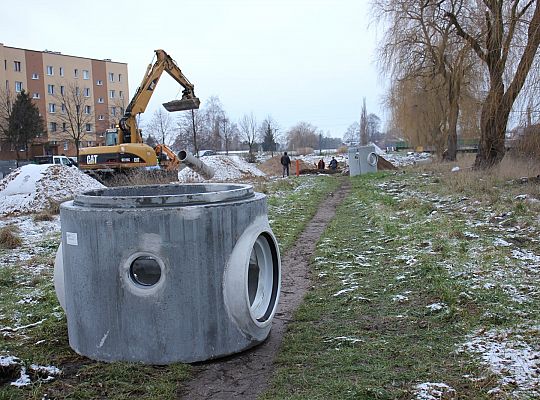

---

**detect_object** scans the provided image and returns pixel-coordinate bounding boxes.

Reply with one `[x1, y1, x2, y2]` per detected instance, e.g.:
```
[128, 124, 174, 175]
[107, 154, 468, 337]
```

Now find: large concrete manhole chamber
[54, 183, 281, 364]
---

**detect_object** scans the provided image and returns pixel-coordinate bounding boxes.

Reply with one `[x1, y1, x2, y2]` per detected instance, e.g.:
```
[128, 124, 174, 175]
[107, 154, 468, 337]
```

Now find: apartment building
[0, 43, 129, 159]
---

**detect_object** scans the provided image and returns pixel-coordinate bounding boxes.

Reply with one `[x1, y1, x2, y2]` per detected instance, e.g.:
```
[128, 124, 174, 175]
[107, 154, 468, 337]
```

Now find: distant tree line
[142, 95, 346, 160]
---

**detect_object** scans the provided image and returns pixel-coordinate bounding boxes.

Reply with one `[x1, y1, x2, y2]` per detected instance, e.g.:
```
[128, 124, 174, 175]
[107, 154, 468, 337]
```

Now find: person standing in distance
[280, 151, 291, 177]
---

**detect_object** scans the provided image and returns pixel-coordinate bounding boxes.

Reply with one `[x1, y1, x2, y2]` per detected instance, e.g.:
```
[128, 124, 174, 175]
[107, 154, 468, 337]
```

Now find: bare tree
[144, 108, 176, 147]
[286, 121, 319, 150]
[344, 122, 360, 145]
[445, 1, 540, 167]
[220, 115, 240, 155]
[238, 112, 259, 161]
[360, 98, 368, 145]
[367, 113, 382, 143]
[204, 96, 225, 151]
[374, 0, 478, 160]
[53, 82, 94, 159]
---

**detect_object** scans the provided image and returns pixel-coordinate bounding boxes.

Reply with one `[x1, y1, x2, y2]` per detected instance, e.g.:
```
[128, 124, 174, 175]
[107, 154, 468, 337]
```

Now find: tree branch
[445, 11, 487, 63]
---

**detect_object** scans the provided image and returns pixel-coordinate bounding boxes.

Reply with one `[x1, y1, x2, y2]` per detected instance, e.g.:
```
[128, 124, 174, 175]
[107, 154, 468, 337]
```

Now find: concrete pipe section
[54, 183, 281, 364]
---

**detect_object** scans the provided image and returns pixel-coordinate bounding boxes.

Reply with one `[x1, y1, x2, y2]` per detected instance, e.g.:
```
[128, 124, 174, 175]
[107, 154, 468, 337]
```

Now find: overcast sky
[2, 0, 386, 138]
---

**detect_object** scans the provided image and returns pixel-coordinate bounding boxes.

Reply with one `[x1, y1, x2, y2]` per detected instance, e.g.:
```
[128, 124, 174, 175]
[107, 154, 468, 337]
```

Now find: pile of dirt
[0, 164, 104, 216]
[177, 155, 266, 182]
[258, 156, 314, 176]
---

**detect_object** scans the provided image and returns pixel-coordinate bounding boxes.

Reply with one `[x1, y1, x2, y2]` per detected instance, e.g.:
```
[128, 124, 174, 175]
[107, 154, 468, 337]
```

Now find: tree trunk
[474, 92, 509, 168]
[444, 78, 460, 161]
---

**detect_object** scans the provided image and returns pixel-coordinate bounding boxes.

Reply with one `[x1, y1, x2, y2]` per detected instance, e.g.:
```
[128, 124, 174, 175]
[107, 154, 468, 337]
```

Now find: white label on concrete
[66, 232, 78, 246]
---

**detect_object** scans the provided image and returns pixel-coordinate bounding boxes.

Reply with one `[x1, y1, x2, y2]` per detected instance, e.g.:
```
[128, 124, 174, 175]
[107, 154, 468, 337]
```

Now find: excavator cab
[105, 129, 119, 146]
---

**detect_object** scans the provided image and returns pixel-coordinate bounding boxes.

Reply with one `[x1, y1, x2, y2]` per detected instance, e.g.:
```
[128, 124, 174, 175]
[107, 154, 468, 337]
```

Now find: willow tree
[374, 0, 477, 160]
[446, 1, 540, 168]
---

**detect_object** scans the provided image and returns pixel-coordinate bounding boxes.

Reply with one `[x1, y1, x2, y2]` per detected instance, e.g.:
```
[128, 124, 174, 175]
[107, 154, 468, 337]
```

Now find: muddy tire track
[179, 178, 351, 400]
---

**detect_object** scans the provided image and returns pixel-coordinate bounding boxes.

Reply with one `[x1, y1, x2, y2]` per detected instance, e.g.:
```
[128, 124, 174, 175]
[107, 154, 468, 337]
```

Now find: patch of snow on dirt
[414, 382, 456, 399]
[0, 164, 104, 216]
[177, 155, 266, 182]
[459, 327, 540, 398]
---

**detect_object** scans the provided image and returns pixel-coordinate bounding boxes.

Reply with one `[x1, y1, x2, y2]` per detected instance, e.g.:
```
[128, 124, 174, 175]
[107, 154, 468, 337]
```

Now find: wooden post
[296, 160, 300, 176]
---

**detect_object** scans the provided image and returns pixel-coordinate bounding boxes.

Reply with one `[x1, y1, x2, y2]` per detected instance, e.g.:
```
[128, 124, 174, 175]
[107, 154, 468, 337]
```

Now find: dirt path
[179, 178, 351, 400]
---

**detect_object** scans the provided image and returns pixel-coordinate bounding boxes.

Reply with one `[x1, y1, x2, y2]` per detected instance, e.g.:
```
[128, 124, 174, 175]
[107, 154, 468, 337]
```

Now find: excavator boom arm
[120, 49, 200, 144]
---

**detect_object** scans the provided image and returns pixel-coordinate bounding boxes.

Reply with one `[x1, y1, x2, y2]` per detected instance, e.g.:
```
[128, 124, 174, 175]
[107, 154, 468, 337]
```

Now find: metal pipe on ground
[179, 150, 215, 180]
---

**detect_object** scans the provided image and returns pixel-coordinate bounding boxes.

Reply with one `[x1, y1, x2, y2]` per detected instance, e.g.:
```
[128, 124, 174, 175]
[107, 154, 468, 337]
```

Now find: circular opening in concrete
[130, 256, 162, 286]
[248, 233, 279, 323]
[74, 183, 254, 208]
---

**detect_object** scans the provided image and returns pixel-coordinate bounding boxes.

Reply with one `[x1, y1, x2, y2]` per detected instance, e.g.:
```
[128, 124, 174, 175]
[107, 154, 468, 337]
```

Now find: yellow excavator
[78, 49, 200, 172]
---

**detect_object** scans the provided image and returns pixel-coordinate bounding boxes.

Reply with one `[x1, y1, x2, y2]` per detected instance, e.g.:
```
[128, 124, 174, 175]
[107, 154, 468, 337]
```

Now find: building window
[74, 68, 78, 78]
[83, 70, 89, 80]
[49, 122, 57, 132]
[85, 105, 91, 114]
[96, 79, 103, 86]
[31, 73, 39, 80]
[59, 67, 64, 77]
[85, 123, 92, 132]
[3, 60, 6, 70]
[97, 97, 104, 103]
[32, 93, 40, 99]
[119, 91, 123, 99]
[60, 86, 65, 95]
[63, 141, 69, 151]
[62, 122, 67, 131]
[98, 114, 104, 120]
[109, 90, 115, 99]
[118, 73, 122, 82]
[111, 106, 116, 116]
[83, 87, 90, 97]
[87, 141, 93, 147]
[61, 103, 66, 113]
[47, 84, 54, 95]
[48, 103, 56, 113]
[15, 81, 23, 92]
[120, 107, 124, 115]
[14, 61, 21, 72]
[46, 66, 54, 75]
[109, 72, 114, 82]
[75, 87, 80, 96]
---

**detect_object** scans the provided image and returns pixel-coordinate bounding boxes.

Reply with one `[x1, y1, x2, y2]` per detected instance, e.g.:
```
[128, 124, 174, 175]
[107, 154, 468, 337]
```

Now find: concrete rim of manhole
[72, 183, 255, 208]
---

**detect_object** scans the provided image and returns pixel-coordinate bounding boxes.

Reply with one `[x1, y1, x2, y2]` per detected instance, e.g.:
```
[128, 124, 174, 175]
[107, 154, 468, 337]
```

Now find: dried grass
[420, 153, 540, 200]
[514, 126, 540, 160]
[105, 169, 179, 187]
[0, 225, 22, 249]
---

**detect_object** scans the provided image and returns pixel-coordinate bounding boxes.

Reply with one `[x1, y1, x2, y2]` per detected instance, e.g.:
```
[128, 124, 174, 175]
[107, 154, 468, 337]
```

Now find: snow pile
[414, 382, 456, 399]
[177, 155, 266, 182]
[0, 164, 105, 216]
[383, 152, 432, 167]
[459, 327, 540, 397]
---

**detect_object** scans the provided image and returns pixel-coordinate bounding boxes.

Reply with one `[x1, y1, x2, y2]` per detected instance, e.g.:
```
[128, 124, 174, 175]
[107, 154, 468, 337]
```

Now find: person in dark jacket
[329, 157, 338, 170]
[317, 159, 325, 170]
[280, 152, 291, 177]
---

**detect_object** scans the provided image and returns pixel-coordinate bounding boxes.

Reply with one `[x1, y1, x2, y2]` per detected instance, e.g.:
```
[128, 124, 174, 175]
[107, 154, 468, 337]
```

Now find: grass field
[262, 162, 540, 399]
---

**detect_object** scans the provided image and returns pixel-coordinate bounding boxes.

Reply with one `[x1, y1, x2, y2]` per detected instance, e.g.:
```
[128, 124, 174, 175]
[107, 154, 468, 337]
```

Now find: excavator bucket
[163, 97, 201, 112]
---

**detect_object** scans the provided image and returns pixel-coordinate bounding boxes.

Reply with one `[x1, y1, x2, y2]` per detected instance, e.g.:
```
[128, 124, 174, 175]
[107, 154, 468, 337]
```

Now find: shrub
[0, 225, 22, 249]
[513, 125, 540, 160]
